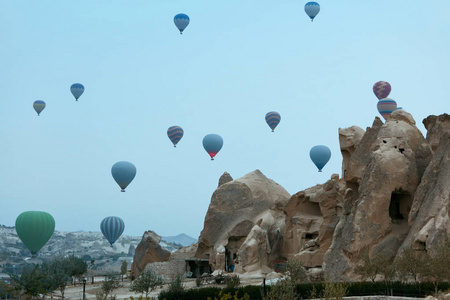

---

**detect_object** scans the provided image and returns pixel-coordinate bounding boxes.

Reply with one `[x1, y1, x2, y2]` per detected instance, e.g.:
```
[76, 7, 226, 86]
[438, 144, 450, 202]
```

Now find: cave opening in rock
[389, 192, 412, 223]
[299, 200, 322, 217]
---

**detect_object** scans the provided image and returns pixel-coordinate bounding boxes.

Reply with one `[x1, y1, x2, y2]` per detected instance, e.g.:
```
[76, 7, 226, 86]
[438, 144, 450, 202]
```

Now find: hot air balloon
[111, 161, 137, 192]
[70, 83, 85, 101]
[310, 145, 331, 172]
[33, 100, 46, 116]
[305, 2, 320, 21]
[265, 111, 281, 132]
[373, 81, 391, 100]
[377, 98, 397, 120]
[15, 211, 55, 256]
[174, 13, 190, 34]
[167, 126, 184, 147]
[100, 216, 125, 246]
[203, 134, 223, 160]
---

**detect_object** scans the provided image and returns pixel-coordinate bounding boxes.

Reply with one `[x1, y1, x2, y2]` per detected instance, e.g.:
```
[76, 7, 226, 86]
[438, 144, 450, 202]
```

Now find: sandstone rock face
[324, 110, 434, 280]
[196, 170, 290, 274]
[282, 175, 346, 268]
[131, 231, 171, 278]
[400, 116, 450, 254]
[218, 172, 233, 187]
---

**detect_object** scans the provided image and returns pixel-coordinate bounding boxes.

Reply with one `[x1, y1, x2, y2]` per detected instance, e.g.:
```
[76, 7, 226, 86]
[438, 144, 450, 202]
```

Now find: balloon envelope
[33, 100, 46, 116]
[15, 211, 55, 255]
[167, 126, 184, 147]
[305, 2, 320, 21]
[265, 111, 281, 132]
[70, 83, 85, 101]
[174, 14, 190, 34]
[373, 81, 391, 100]
[111, 161, 137, 192]
[377, 98, 397, 120]
[203, 134, 223, 160]
[100, 216, 125, 246]
[310, 145, 331, 172]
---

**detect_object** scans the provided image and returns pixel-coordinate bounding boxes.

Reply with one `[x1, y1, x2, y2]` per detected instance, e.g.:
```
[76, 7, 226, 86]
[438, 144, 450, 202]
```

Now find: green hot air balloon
[15, 211, 55, 256]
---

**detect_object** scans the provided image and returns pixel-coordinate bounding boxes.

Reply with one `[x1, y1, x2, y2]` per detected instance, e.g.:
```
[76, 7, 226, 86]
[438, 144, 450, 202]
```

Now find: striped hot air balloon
[203, 134, 223, 160]
[377, 98, 397, 120]
[100, 216, 125, 246]
[33, 100, 46, 116]
[70, 83, 85, 101]
[373, 81, 391, 100]
[167, 126, 184, 147]
[305, 2, 320, 21]
[174, 14, 190, 34]
[265, 111, 281, 132]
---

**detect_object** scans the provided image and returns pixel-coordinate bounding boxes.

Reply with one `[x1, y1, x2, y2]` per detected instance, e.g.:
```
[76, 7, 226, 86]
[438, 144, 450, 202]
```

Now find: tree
[353, 251, 379, 282]
[421, 240, 450, 294]
[395, 248, 426, 283]
[129, 268, 163, 297]
[97, 275, 122, 300]
[263, 259, 308, 300]
[64, 255, 88, 278]
[42, 257, 72, 298]
[120, 261, 128, 276]
[9, 264, 45, 299]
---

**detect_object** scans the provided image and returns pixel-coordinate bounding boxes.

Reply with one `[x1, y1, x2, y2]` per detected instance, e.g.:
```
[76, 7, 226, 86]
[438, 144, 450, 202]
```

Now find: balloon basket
[121, 189, 125, 192]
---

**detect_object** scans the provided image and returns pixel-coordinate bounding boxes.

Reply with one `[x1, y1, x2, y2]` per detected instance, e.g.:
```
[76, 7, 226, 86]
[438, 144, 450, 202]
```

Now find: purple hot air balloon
[373, 81, 391, 100]
[377, 98, 397, 120]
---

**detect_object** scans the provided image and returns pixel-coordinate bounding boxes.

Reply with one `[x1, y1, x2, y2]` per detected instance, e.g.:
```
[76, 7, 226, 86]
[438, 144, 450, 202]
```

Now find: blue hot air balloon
[100, 216, 125, 246]
[70, 83, 85, 101]
[203, 134, 223, 160]
[305, 2, 320, 21]
[33, 100, 46, 116]
[265, 111, 281, 132]
[167, 126, 184, 147]
[111, 161, 137, 192]
[310, 145, 331, 172]
[174, 13, 190, 34]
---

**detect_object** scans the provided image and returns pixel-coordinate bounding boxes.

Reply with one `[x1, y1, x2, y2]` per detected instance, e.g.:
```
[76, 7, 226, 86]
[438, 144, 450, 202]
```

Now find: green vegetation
[262, 259, 308, 300]
[121, 261, 128, 276]
[129, 268, 163, 297]
[7, 255, 87, 299]
[96, 275, 122, 300]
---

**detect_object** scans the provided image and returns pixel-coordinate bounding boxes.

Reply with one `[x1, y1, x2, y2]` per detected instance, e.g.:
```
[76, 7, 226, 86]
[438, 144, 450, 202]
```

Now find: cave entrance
[389, 192, 412, 223]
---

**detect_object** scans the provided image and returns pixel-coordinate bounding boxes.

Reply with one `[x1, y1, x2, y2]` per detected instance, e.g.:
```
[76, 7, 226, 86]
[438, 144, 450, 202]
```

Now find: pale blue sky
[1, 0, 449, 238]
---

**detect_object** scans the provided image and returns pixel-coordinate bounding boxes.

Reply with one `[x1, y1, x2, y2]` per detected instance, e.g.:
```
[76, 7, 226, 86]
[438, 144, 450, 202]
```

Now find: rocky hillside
[0, 226, 187, 262]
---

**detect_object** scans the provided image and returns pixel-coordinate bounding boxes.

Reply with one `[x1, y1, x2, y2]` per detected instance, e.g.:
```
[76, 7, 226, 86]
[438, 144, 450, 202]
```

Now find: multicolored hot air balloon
[203, 134, 223, 160]
[310, 145, 331, 172]
[167, 126, 184, 147]
[15, 211, 55, 256]
[377, 98, 397, 120]
[305, 2, 320, 21]
[70, 83, 85, 101]
[174, 14, 190, 34]
[265, 111, 281, 132]
[111, 161, 137, 192]
[100, 216, 125, 246]
[373, 81, 391, 100]
[33, 100, 46, 116]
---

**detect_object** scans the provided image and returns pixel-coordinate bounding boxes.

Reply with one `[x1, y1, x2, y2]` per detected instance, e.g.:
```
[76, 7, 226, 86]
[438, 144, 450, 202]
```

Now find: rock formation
[323, 111, 447, 280]
[195, 170, 290, 274]
[131, 231, 170, 278]
[133, 112, 448, 282]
